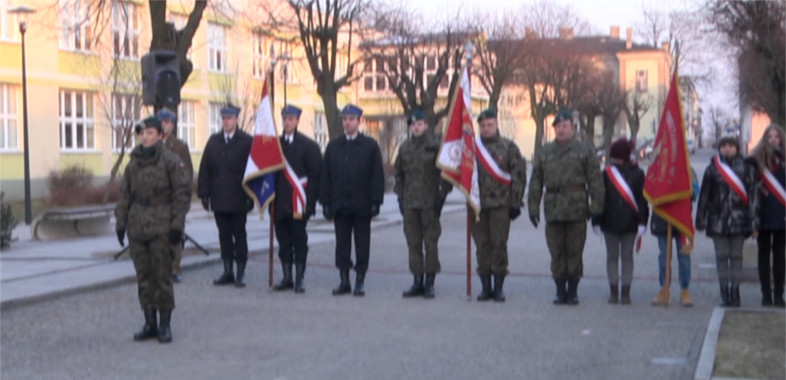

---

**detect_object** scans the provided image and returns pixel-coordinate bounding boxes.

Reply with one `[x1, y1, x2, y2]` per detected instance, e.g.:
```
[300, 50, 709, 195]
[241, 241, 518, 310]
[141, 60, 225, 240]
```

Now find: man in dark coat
[198, 105, 254, 288]
[319, 104, 385, 297]
[272, 105, 322, 293]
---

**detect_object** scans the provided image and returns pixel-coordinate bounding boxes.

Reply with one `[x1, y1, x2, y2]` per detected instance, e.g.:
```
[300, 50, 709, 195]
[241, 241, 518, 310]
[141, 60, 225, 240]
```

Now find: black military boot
[234, 260, 246, 288]
[477, 275, 493, 301]
[294, 263, 306, 293]
[620, 285, 632, 305]
[566, 277, 580, 305]
[493, 274, 506, 302]
[423, 273, 436, 299]
[553, 278, 567, 305]
[353, 272, 366, 297]
[402, 274, 425, 298]
[719, 286, 731, 307]
[332, 269, 352, 296]
[213, 259, 235, 286]
[133, 308, 158, 341]
[608, 284, 619, 304]
[274, 263, 294, 291]
[730, 286, 741, 307]
[157, 309, 172, 343]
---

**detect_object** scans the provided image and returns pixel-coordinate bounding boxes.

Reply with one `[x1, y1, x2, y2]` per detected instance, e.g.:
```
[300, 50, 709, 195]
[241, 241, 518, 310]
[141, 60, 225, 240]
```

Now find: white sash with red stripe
[606, 165, 639, 213]
[714, 156, 749, 204]
[475, 137, 512, 186]
[283, 160, 308, 219]
[761, 168, 786, 207]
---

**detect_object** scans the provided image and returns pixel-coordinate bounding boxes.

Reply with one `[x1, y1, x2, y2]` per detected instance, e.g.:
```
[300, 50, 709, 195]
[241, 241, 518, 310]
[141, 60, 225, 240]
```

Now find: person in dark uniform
[319, 104, 385, 297]
[157, 108, 193, 283]
[272, 105, 322, 293]
[115, 116, 191, 343]
[198, 105, 254, 288]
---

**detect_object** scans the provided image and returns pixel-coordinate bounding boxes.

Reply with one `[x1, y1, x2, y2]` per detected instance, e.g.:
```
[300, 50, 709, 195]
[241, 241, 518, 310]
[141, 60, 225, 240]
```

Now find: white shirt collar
[346, 132, 358, 141]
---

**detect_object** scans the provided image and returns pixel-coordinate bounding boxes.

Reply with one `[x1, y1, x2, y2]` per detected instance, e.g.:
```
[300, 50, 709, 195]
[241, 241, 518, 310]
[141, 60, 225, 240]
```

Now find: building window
[209, 102, 222, 135]
[363, 57, 387, 92]
[314, 111, 327, 152]
[251, 32, 267, 78]
[0, 84, 18, 150]
[208, 23, 227, 72]
[636, 70, 648, 92]
[178, 100, 196, 150]
[0, 0, 18, 42]
[59, 90, 95, 151]
[276, 41, 296, 83]
[111, 93, 139, 151]
[59, 0, 92, 52]
[170, 14, 193, 61]
[112, 2, 139, 58]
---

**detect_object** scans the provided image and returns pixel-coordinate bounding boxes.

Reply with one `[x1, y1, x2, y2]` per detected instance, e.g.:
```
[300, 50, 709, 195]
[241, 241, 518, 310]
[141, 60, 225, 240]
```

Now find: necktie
[225, 135, 230, 144]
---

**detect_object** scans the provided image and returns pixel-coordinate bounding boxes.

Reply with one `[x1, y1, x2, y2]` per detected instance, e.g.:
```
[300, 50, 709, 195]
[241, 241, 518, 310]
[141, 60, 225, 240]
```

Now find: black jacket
[750, 155, 785, 231]
[274, 132, 323, 220]
[696, 154, 759, 237]
[594, 163, 648, 234]
[197, 129, 253, 213]
[319, 133, 385, 217]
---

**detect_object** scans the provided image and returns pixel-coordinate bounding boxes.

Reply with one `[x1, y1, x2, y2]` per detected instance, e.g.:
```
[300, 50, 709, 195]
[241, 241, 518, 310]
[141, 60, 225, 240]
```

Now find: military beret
[156, 108, 177, 121]
[476, 108, 498, 123]
[407, 109, 426, 125]
[552, 109, 573, 126]
[281, 105, 302, 118]
[141, 116, 163, 134]
[341, 104, 363, 118]
[221, 105, 241, 117]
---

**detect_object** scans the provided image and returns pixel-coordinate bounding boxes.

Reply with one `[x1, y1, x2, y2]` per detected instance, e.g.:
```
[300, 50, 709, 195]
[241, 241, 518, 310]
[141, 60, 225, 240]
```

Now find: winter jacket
[749, 153, 785, 231]
[696, 154, 759, 237]
[594, 163, 648, 235]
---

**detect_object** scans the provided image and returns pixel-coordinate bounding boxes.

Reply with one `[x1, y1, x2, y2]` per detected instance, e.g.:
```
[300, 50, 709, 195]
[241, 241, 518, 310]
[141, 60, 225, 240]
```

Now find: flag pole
[465, 41, 474, 301]
[268, 49, 277, 290]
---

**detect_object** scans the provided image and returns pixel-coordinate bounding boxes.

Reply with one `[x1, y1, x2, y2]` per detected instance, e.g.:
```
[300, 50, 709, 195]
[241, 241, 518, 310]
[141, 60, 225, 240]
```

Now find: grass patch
[714, 309, 786, 379]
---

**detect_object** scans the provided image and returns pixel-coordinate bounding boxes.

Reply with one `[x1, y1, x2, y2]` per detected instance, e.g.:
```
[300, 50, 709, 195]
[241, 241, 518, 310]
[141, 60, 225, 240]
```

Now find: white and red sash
[605, 165, 639, 213]
[283, 161, 308, 219]
[761, 168, 786, 207]
[714, 156, 749, 204]
[475, 137, 512, 186]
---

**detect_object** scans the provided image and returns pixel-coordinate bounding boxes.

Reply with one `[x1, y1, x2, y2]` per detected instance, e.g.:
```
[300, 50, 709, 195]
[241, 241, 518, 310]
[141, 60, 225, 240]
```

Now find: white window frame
[208, 23, 227, 73]
[178, 100, 196, 151]
[209, 102, 222, 135]
[0, 0, 18, 42]
[112, 1, 139, 59]
[251, 32, 267, 79]
[636, 70, 649, 93]
[362, 57, 387, 93]
[59, 90, 95, 151]
[59, 0, 92, 52]
[110, 93, 139, 152]
[0, 83, 18, 150]
[314, 111, 327, 152]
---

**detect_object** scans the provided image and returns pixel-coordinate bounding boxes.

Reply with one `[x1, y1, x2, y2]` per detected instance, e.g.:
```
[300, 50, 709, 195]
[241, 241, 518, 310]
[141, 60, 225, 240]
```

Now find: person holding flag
[696, 134, 759, 307]
[271, 105, 322, 293]
[592, 137, 648, 305]
[747, 124, 785, 307]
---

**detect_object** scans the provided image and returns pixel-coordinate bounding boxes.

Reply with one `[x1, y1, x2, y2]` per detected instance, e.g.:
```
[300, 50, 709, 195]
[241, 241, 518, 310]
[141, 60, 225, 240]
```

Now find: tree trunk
[628, 117, 640, 142]
[533, 115, 546, 158]
[488, 87, 502, 110]
[585, 116, 596, 148]
[320, 88, 342, 139]
[602, 118, 615, 161]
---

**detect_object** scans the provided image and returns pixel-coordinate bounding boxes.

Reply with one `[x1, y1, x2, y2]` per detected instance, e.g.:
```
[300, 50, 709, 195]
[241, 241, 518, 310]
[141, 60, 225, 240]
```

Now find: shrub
[0, 192, 18, 249]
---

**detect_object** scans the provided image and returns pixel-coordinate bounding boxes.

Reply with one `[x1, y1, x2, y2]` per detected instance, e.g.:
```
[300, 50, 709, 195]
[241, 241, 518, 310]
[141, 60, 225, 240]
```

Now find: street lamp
[281, 51, 291, 106]
[9, 5, 36, 226]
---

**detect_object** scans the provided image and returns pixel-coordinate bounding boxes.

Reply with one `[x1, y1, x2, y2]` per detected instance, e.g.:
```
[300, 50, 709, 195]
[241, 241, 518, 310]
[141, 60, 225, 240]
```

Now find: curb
[695, 306, 724, 380]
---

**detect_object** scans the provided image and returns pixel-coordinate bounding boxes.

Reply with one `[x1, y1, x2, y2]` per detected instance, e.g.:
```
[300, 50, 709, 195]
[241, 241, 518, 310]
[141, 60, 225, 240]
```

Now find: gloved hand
[371, 204, 380, 217]
[636, 225, 646, 238]
[116, 229, 125, 247]
[245, 197, 255, 213]
[168, 229, 183, 245]
[398, 198, 405, 216]
[433, 196, 445, 217]
[509, 207, 521, 220]
[201, 198, 210, 212]
[529, 215, 539, 228]
[322, 204, 333, 220]
[593, 226, 602, 237]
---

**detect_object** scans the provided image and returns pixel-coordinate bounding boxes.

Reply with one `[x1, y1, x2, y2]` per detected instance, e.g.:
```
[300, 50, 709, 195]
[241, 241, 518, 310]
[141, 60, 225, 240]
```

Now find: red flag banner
[643, 71, 695, 253]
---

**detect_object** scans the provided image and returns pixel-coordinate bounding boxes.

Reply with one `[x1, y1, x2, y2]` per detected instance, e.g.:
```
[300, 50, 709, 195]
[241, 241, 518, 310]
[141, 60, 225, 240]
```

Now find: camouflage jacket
[476, 134, 527, 209]
[394, 133, 452, 209]
[528, 138, 604, 222]
[164, 134, 193, 181]
[696, 154, 759, 236]
[115, 142, 192, 240]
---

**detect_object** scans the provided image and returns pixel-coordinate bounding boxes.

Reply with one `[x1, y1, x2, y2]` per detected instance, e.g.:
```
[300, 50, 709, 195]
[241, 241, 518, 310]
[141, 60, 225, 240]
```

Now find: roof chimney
[559, 27, 574, 40]
[610, 25, 620, 39]
[661, 41, 670, 52]
[625, 27, 633, 49]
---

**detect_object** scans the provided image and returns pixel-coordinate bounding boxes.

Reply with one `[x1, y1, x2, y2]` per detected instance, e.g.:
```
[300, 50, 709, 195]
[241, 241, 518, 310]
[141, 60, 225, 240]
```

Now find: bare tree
[377, 119, 407, 165]
[520, 0, 593, 38]
[624, 88, 653, 142]
[595, 70, 628, 158]
[707, 105, 730, 145]
[471, 10, 527, 109]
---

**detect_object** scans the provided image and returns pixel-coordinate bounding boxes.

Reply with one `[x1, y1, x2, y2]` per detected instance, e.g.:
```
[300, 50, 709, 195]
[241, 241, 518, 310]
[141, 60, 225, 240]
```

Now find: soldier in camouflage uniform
[528, 109, 604, 305]
[471, 109, 527, 302]
[395, 110, 453, 299]
[157, 108, 193, 283]
[115, 116, 192, 344]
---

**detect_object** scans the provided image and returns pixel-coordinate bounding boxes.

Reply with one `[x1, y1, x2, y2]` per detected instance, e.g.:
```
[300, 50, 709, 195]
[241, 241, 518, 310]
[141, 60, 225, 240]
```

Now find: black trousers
[334, 214, 371, 273]
[214, 212, 248, 263]
[758, 229, 786, 298]
[275, 218, 308, 264]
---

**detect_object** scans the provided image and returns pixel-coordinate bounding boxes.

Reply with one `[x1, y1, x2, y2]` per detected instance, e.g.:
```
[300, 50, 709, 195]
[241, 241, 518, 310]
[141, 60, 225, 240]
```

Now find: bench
[31, 204, 115, 241]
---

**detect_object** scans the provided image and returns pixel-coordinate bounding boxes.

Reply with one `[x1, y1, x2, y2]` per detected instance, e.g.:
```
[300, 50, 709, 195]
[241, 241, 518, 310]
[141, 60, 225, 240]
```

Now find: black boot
[234, 261, 246, 288]
[730, 286, 741, 307]
[566, 277, 580, 305]
[719, 286, 731, 307]
[553, 278, 567, 305]
[133, 308, 158, 341]
[353, 272, 366, 297]
[402, 274, 424, 298]
[332, 269, 352, 295]
[493, 274, 506, 302]
[423, 273, 436, 299]
[294, 263, 306, 293]
[477, 275, 493, 301]
[213, 259, 234, 286]
[608, 284, 619, 304]
[157, 309, 172, 343]
[761, 282, 773, 306]
[273, 263, 294, 291]
[621, 285, 632, 305]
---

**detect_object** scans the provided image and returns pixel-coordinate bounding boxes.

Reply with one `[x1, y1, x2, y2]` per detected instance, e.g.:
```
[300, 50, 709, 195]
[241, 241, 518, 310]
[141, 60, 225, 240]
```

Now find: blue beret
[476, 108, 497, 123]
[552, 109, 573, 126]
[341, 104, 363, 118]
[221, 105, 241, 117]
[281, 105, 302, 118]
[156, 108, 177, 121]
[407, 109, 426, 125]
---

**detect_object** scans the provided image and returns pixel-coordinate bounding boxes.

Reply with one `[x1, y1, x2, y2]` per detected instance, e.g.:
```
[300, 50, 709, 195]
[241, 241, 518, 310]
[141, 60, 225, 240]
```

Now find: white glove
[593, 226, 601, 237]
[637, 225, 646, 238]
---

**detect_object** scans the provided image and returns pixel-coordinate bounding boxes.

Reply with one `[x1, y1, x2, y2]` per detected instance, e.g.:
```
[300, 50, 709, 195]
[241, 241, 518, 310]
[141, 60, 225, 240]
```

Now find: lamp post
[281, 51, 291, 106]
[9, 5, 36, 226]
[464, 41, 473, 94]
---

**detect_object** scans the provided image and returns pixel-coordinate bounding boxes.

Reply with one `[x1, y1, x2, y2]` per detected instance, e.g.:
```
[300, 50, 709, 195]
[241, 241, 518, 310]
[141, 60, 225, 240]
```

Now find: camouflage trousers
[403, 208, 441, 274]
[171, 241, 183, 275]
[545, 221, 587, 279]
[129, 235, 174, 310]
[471, 206, 510, 276]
